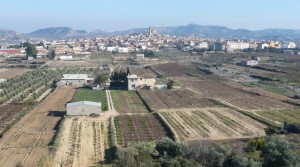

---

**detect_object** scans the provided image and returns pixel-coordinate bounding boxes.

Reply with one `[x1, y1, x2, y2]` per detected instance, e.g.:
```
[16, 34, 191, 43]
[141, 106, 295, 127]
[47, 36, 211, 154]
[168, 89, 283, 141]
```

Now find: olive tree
[261, 135, 299, 167]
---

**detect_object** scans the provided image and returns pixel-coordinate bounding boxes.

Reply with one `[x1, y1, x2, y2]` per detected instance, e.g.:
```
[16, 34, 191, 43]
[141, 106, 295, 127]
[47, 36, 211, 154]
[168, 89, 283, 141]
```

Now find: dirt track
[0, 87, 76, 167]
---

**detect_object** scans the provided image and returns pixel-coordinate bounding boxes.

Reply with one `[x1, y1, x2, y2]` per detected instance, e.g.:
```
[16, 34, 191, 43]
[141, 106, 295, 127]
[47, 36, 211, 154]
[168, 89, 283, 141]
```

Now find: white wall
[67, 104, 101, 116]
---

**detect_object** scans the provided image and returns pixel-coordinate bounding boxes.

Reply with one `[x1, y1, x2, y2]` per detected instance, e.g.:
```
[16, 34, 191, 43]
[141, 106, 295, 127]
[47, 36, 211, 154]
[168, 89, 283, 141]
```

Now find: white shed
[66, 101, 101, 116]
[240, 59, 258, 66]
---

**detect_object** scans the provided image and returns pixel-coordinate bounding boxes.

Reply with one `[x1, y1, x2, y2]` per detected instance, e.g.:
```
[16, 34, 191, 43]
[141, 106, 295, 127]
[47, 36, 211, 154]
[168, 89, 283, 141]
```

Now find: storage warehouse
[58, 74, 94, 86]
[66, 101, 101, 116]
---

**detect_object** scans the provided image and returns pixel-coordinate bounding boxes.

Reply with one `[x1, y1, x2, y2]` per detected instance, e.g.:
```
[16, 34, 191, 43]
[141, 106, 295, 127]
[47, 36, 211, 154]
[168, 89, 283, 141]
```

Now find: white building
[136, 54, 145, 60]
[0, 79, 7, 83]
[128, 73, 156, 90]
[249, 43, 258, 50]
[67, 101, 101, 116]
[59, 55, 73, 60]
[106, 46, 117, 52]
[240, 59, 258, 66]
[197, 42, 209, 49]
[58, 74, 93, 86]
[226, 41, 250, 52]
[117, 47, 129, 53]
[259, 43, 270, 49]
[283, 42, 297, 49]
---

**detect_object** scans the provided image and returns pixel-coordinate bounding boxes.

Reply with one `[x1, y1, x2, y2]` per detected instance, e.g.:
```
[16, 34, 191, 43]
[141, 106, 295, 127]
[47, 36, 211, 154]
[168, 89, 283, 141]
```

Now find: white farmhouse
[58, 74, 94, 86]
[240, 59, 258, 66]
[67, 101, 101, 116]
[128, 73, 156, 90]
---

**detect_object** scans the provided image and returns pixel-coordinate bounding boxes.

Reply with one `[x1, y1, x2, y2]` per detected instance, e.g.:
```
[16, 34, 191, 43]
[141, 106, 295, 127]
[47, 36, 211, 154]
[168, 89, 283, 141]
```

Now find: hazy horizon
[1, 0, 300, 33]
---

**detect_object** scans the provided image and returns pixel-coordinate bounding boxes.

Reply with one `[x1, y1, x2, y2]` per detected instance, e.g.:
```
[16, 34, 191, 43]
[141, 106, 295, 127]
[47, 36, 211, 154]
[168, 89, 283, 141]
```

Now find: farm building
[240, 59, 258, 66]
[128, 73, 156, 90]
[136, 54, 145, 60]
[58, 74, 94, 86]
[58, 55, 73, 60]
[0, 79, 7, 83]
[66, 101, 101, 116]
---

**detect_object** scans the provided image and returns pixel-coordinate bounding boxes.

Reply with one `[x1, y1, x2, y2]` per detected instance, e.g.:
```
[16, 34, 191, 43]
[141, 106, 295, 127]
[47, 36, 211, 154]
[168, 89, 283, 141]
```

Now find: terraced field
[159, 108, 266, 141]
[114, 114, 171, 145]
[180, 78, 292, 110]
[111, 90, 149, 113]
[254, 108, 300, 125]
[138, 89, 216, 111]
[0, 87, 76, 167]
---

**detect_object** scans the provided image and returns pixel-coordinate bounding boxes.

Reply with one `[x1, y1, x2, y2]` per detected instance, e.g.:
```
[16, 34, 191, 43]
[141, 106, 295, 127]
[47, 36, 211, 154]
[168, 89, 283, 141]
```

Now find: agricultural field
[138, 89, 216, 111]
[0, 67, 84, 104]
[0, 87, 76, 167]
[0, 104, 24, 136]
[0, 68, 31, 79]
[254, 107, 300, 125]
[152, 63, 200, 77]
[179, 77, 292, 110]
[111, 90, 149, 113]
[46, 60, 98, 68]
[72, 88, 108, 110]
[54, 116, 109, 167]
[114, 114, 171, 145]
[159, 108, 266, 141]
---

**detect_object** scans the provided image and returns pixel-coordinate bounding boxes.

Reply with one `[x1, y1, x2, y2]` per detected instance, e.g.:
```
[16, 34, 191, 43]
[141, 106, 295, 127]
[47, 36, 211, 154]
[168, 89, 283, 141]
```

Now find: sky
[0, 0, 299, 33]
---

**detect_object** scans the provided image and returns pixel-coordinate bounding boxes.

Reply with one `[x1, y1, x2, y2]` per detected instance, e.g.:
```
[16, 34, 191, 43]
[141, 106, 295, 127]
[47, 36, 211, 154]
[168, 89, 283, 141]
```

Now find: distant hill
[115, 24, 300, 40]
[88, 29, 109, 36]
[156, 24, 253, 38]
[0, 29, 23, 42]
[29, 27, 87, 39]
[1, 24, 300, 42]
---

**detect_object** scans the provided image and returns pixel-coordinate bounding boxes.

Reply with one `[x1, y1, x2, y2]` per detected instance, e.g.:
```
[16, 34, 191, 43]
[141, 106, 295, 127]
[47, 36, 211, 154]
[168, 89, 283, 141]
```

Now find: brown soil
[0, 86, 76, 167]
[0, 68, 31, 79]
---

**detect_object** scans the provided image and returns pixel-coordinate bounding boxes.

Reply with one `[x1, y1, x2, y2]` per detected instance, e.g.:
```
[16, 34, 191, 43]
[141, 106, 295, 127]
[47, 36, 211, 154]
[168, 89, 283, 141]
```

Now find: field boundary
[157, 113, 180, 142]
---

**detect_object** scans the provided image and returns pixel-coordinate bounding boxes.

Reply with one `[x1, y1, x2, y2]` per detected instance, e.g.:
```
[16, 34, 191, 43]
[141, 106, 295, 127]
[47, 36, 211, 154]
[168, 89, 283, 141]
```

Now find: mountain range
[1, 24, 300, 42]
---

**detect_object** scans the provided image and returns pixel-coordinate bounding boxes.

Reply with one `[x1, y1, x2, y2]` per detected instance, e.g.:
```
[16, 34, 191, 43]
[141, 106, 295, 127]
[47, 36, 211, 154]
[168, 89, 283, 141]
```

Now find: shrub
[246, 138, 265, 152]
[155, 137, 189, 158]
[261, 135, 300, 167]
[223, 156, 261, 167]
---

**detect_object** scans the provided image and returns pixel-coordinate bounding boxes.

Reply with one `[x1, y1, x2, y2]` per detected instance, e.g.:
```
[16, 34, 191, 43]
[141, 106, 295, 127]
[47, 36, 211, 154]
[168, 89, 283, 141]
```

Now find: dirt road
[0, 87, 76, 167]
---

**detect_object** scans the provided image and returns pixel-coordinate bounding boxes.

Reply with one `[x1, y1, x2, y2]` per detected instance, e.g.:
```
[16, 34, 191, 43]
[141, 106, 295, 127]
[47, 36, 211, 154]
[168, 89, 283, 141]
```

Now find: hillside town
[0, 27, 299, 60]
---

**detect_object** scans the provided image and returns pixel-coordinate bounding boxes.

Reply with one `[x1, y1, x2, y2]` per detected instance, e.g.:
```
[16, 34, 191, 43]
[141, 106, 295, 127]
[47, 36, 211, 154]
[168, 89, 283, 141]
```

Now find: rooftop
[140, 73, 155, 79]
[62, 74, 88, 80]
[127, 74, 138, 79]
[67, 101, 101, 107]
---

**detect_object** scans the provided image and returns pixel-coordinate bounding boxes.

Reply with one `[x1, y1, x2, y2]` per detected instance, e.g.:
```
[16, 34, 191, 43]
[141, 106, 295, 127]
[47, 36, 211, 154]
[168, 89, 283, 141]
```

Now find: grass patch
[110, 90, 121, 112]
[89, 53, 113, 60]
[255, 107, 300, 124]
[72, 88, 108, 111]
[243, 81, 295, 97]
